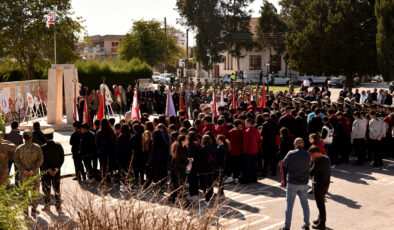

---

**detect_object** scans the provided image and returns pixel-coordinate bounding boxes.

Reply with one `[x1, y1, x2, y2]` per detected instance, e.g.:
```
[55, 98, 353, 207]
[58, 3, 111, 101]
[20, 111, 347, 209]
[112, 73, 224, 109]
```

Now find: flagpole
[54, 7, 56, 64]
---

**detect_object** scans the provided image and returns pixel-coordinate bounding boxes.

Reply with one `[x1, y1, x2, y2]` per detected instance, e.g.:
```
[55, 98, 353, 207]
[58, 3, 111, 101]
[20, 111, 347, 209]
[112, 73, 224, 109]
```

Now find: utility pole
[185, 29, 189, 80]
[164, 17, 167, 73]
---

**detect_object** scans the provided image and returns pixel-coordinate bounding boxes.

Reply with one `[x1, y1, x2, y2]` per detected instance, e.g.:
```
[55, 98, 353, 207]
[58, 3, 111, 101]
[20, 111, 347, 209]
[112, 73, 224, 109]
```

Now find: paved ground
[27, 159, 394, 229]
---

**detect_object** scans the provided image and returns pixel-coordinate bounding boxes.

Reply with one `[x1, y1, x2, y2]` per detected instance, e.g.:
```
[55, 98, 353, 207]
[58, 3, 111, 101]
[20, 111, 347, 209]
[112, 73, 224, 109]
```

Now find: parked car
[327, 75, 357, 88]
[372, 75, 384, 83]
[298, 75, 329, 85]
[268, 74, 290, 85]
[327, 76, 346, 88]
[222, 74, 251, 85]
[152, 72, 161, 83]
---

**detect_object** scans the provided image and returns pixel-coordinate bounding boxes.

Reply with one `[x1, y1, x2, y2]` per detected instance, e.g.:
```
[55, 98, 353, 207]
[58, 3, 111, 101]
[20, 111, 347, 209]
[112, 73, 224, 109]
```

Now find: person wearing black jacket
[70, 121, 85, 181]
[147, 130, 170, 187]
[116, 125, 132, 187]
[187, 131, 201, 198]
[278, 127, 294, 187]
[95, 119, 117, 184]
[200, 135, 216, 202]
[32, 122, 46, 146]
[40, 128, 64, 212]
[131, 124, 145, 186]
[261, 113, 279, 176]
[80, 123, 96, 180]
[309, 146, 331, 230]
[169, 135, 189, 204]
[216, 135, 228, 196]
[307, 109, 323, 135]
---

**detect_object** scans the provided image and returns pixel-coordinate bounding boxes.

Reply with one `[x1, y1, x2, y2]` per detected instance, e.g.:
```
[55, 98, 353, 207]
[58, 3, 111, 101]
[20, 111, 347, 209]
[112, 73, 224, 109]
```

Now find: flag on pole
[131, 88, 141, 120]
[220, 90, 224, 105]
[231, 88, 237, 113]
[97, 90, 105, 120]
[83, 95, 90, 125]
[212, 90, 217, 122]
[46, 10, 55, 28]
[165, 87, 176, 117]
[179, 88, 188, 119]
[260, 83, 266, 108]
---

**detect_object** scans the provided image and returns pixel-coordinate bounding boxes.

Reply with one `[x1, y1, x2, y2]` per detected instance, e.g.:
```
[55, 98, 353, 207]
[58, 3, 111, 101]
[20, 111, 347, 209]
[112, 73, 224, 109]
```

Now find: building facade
[81, 35, 124, 60]
[218, 18, 296, 82]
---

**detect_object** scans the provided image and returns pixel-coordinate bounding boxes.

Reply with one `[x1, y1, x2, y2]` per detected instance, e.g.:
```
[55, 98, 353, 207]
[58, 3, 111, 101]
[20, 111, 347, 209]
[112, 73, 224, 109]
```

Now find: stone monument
[47, 64, 79, 124]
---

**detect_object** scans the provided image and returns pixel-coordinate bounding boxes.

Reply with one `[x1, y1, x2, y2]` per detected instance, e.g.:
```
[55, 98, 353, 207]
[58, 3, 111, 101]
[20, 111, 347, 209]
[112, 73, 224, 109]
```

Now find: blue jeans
[8, 160, 19, 183]
[285, 183, 310, 229]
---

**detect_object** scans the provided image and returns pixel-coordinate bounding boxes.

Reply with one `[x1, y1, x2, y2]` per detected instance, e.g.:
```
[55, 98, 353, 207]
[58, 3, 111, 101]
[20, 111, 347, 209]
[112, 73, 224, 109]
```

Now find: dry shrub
[54, 181, 232, 230]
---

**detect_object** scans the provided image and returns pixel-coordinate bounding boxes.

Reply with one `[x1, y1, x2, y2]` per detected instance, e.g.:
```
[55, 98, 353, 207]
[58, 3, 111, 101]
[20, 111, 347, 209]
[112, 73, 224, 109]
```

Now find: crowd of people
[2, 80, 394, 229]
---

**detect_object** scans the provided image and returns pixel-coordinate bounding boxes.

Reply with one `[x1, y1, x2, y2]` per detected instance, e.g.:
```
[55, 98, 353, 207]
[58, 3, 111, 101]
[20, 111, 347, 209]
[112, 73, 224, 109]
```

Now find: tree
[176, 0, 255, 71]
[375, 0, 394, 81]
[255, 1, 288, 73]
[118, 20, 184, 71]
[285, 0, 378, 87]
[0, 0, 83, 80]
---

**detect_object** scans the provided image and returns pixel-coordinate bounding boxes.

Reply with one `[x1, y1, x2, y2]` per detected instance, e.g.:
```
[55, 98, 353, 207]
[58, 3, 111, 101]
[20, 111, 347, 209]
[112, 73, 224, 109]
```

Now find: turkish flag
[97, 90, 104, 120]
[260, 84, 266, 108]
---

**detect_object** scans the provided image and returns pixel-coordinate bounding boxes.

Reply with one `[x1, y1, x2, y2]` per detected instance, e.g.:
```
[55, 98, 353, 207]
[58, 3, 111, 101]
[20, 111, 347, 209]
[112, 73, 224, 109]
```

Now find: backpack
[322, 124, 334, 144]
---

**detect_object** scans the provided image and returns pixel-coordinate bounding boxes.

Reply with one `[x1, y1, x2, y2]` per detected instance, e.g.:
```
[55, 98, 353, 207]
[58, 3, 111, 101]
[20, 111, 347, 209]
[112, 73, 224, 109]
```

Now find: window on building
[249, 55, 262, 70]
[270, 54, 281, 73]
[182, 42, 184, 46]
[112, 42, 119, 47]
[223, 56, 227, 70]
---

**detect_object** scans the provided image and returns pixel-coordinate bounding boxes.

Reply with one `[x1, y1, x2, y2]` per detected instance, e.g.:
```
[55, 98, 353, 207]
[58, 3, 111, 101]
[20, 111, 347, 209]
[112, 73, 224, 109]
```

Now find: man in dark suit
[40, 128, 64, 213]
[4, 121, 23, 183]
[261, 112, 279, 176]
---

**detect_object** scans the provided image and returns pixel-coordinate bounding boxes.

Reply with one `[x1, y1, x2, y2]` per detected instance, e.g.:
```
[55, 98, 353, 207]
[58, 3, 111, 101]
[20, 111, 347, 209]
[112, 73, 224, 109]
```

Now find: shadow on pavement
[326, 192, 362, 209]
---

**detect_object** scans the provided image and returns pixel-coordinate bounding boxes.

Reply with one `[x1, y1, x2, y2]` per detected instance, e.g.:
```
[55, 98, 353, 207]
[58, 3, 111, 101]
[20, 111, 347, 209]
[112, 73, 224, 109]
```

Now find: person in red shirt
[225, 119, 243, 184]
[309, 133, 327, 159]
[202, 116, 216, 136]
[215, 118, 228, 137]
[241, 118, 262, 184]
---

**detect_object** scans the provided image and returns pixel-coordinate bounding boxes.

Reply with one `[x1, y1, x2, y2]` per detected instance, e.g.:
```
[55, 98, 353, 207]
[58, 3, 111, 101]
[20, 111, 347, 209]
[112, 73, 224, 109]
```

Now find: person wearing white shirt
[360, 90, 367, 104]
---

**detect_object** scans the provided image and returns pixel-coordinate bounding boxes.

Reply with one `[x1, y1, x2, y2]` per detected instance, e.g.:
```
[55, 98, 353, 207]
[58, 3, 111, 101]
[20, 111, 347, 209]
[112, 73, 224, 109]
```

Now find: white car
[269, 74, 291, 85]
[152, 72, 161, 83]
[298, 75, 328, 84]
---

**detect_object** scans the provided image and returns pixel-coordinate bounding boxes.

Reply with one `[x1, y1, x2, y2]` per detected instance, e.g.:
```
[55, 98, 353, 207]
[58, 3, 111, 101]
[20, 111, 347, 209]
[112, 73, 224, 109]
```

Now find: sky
[71, 0, 281, 45]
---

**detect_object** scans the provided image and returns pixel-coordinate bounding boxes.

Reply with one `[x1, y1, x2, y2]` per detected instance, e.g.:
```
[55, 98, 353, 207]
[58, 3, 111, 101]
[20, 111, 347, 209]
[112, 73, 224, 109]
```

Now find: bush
[75, 58, 153, 89]
[0, 174, 41, 229]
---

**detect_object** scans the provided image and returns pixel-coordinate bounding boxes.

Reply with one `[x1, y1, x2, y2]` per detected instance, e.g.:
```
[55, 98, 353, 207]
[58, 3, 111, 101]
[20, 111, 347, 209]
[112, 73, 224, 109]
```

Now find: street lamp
[266, 62, 270, 91]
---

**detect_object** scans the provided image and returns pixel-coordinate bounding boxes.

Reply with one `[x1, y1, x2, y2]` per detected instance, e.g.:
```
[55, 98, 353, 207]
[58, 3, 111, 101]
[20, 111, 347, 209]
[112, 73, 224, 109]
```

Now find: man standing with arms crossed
[14, 129, 43, 216]
[279, 138, 310, 230]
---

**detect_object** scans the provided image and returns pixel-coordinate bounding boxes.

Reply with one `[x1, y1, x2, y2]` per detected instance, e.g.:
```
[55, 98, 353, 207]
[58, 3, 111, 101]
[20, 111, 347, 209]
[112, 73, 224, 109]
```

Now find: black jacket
[261, 119, 279, 149]
[170, 146, 189, 178]
[79, 131, 96, 158]
[307, 116, 323, 134]
[188, 142, 202, 174]
[33, 129, 47, 146]
[40, 141, 64, 171]
[216, 143, 227, 171]
[310, 156, 331, 192]
[116, 134, 132, 167]
[282, 146, 310, 185]
[131, 134, 144, 169]
[70, 131, 81, 155]
[279, 136, 294, 160]
[199, 144, 216, 174]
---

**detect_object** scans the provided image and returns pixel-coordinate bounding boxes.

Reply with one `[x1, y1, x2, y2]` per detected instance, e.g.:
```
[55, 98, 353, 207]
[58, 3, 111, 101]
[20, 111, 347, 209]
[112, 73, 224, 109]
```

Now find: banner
[1, 87, 10, 99]
[26, 92, 34, 109]
[0, 94, 9, 114]
[14, 86, 24, 110]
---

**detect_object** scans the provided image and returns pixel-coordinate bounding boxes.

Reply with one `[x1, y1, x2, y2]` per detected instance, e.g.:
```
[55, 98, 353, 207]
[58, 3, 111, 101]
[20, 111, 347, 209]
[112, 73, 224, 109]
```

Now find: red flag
[231, 88, 237, 113]
[83, 95, 90, 126]
[180, 88, 188, 119]
[212, 90, 217, 122]
[260, 83, 266, 108]
[97, 90, 105, 120]
[131, 88, 140, 120]
[47, 10, 55, 28]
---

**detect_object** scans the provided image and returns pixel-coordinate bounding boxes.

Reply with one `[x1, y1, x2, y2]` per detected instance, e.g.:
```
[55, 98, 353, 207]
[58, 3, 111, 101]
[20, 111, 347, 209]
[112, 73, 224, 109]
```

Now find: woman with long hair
[147, 130, 170, 187]
[116, 125, 132, 188]
[169, 135, 190, 204]
[95, 118, 117, 184]
[278, 127, 294, 187]
[157, 123, 171, 149]
[200, 135, 216, 201]
[216, 135, 230, 196]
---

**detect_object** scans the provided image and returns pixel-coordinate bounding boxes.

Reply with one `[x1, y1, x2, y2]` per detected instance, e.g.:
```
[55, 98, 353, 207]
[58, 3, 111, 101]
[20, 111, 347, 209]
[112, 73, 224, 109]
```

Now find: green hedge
[75, 58, 153, 89]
